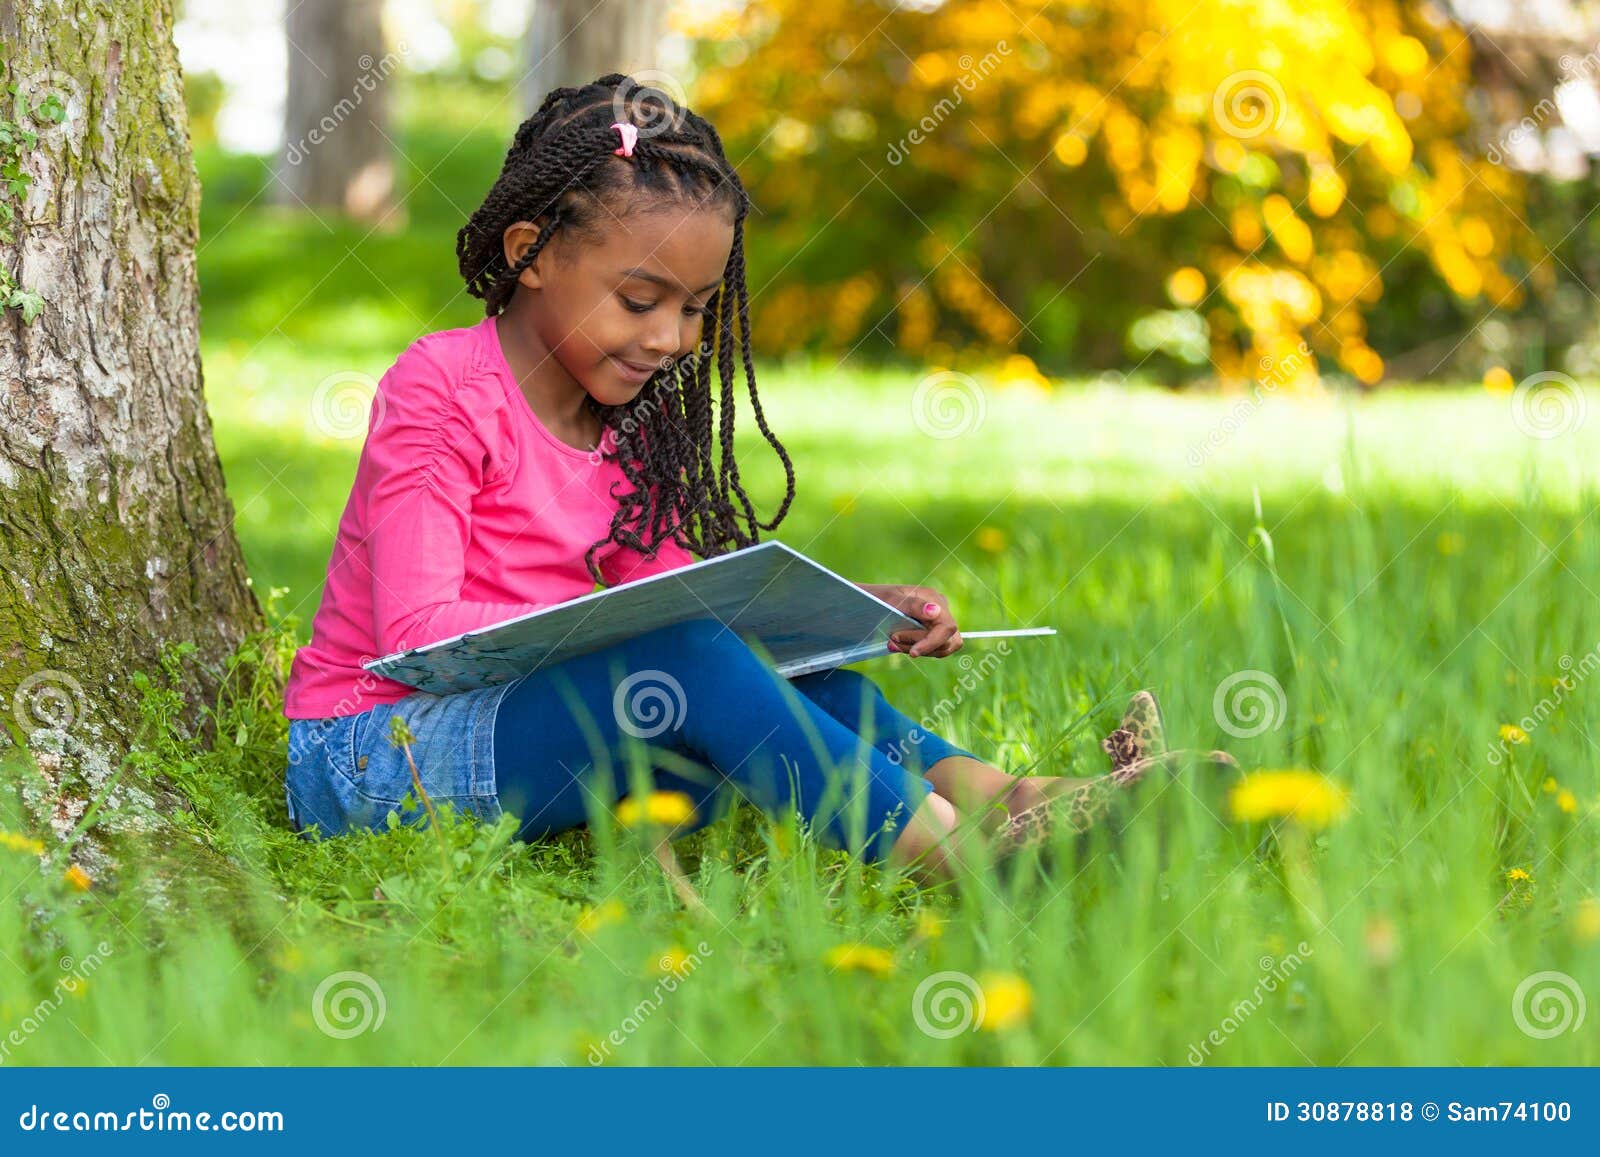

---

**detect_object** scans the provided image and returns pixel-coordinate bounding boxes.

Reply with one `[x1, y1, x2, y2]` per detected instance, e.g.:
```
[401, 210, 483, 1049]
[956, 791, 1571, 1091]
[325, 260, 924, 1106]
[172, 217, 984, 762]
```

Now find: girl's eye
[622, 295, 707, 318]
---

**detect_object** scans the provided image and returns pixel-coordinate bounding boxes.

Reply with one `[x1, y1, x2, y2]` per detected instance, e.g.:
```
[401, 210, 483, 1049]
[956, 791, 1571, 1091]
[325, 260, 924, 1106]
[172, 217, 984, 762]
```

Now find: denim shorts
[284, 683, 514, 838]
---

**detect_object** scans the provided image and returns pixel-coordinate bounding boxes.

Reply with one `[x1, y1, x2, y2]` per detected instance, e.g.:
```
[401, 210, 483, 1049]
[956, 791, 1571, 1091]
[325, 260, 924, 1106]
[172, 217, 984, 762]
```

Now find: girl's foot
[1101, 689, 1167, 771]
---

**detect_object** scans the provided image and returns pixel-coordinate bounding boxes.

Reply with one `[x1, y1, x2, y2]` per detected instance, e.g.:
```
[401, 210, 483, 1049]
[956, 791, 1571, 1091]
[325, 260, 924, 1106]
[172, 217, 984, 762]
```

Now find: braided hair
[456, 73, 796, 584]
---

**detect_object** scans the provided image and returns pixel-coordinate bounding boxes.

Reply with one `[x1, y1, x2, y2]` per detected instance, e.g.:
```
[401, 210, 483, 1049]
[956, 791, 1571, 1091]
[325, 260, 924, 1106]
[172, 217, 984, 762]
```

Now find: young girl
[282, 74, 1206, 881]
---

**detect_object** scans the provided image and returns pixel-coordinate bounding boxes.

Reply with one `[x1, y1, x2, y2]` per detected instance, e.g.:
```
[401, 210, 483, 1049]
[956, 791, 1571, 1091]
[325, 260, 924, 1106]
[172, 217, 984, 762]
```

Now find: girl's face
[504, 202, 735, 408]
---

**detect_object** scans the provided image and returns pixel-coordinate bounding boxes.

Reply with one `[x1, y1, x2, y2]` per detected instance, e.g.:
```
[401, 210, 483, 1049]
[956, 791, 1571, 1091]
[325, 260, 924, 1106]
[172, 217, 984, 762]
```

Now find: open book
[364, 539, 1055, 695]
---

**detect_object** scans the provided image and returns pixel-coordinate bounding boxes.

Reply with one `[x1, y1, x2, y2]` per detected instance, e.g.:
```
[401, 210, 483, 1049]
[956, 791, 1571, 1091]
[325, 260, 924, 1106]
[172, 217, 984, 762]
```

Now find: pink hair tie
[611, 122, 638, 157]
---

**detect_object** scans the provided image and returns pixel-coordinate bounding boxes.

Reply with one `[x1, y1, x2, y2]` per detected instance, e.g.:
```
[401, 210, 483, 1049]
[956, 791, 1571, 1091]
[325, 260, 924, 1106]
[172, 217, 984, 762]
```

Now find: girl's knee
[643, 617, 747, 657]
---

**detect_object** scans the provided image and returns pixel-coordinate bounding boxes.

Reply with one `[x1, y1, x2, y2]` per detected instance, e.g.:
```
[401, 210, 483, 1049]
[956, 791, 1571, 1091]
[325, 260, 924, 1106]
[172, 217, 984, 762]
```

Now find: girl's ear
[502, 219, 550, 290]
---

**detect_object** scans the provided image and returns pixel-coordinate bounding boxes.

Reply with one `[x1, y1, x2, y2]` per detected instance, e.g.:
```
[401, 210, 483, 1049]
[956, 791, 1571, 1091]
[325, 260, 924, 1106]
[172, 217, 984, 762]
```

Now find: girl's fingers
[908, 622, 958, 657]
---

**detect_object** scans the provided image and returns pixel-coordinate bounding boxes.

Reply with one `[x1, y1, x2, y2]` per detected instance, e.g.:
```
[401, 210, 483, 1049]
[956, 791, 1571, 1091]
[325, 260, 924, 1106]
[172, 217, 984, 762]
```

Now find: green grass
[3, 124, 1598, 1066]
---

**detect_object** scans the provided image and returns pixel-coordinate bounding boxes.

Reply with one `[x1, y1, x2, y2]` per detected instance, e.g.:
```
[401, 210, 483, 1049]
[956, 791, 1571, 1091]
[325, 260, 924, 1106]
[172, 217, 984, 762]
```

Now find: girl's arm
[855, 581, 964, 658]
[361, 341, 549, 654]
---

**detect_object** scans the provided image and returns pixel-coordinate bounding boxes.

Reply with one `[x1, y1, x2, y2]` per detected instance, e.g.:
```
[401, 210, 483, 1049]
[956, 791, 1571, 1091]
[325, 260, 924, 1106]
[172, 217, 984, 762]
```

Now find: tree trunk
[0, 0, 261, 880]
[523, 0, 668, 113]
[275, 0, 398, 223]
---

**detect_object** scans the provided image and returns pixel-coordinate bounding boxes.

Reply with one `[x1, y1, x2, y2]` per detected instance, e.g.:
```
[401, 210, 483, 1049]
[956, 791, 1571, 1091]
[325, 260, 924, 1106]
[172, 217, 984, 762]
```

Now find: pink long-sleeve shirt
[283, 314, 697, 719]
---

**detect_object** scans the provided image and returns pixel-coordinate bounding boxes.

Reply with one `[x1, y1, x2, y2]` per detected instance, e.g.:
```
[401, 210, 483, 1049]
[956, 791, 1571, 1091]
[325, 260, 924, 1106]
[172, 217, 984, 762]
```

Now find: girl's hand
[855, 583, 963, 658]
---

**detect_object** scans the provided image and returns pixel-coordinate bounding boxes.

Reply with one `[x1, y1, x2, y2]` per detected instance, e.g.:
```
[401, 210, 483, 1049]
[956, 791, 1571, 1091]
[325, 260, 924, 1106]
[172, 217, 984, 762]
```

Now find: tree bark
[0, 0, 261, 877]
[523, 0, 668, 113]
[275, 0, 398, 223]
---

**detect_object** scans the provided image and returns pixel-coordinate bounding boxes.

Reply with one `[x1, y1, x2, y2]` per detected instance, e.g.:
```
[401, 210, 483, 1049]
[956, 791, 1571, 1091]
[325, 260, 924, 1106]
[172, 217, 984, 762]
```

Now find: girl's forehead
[590, 204, 733, 288]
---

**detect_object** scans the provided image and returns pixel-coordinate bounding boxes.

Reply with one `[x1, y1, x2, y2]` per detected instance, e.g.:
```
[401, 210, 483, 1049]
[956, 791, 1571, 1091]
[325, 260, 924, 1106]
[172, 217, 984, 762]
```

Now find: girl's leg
[787, 666, 1095, 832]
[491, 619, 952, 865]
[785, 666, 981, 774]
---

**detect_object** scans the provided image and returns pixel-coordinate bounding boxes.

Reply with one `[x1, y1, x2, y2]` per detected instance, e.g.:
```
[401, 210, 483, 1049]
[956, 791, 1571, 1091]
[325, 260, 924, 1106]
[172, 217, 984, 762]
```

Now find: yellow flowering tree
[682, 0, 1540, 384]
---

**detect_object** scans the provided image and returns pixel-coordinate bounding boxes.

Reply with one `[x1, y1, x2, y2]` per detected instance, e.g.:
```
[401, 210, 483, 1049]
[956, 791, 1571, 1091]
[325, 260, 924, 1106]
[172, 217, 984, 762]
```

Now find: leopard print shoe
[995, 745, 1238, 861]
[1101, 689, 1167, 772]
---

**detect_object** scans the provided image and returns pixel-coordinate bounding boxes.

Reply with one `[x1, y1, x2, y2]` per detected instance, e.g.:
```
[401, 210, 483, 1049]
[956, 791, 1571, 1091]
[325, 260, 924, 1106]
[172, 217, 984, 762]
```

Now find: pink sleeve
[362, 341, 547, 653]
[599, 528, 698, 586]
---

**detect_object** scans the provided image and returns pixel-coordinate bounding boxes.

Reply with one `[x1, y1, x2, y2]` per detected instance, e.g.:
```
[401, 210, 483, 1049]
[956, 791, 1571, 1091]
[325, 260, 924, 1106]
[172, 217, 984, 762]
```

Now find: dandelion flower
[1505, 867, 1532, 884]
[1483, 366, 1514, 394]
[63, 865, 91, 891]
[0, 832, 45, 856]
[1574, 899, 1600, 942]
[1557, 789, 1577, 815]
[654, 946, 692, 976]
[1364, 916, 1397, 967]
[1227, 770, 1350, 828]
[823, 943, 895, 977]
[1500, 724, 1529, 745]
[576, 898, 626, 935]
[615, 791, 696, 830]
[977, 972, 1033, 1031]
[975, 526, 1007, 553]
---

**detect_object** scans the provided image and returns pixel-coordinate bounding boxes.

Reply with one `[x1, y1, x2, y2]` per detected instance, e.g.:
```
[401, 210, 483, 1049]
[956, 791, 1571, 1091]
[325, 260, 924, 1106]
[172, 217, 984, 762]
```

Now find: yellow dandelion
[1557, 789, 1577, 815]
[1483, 366, 1515, 394]
[1499, 724, 1529, 745]
[823, 943, 895, 977]
[1227, 770, 1350, 828]
[576, 898, 626, 935]
[0, 832, 45, 856]
[977, 972, 1033, 1032]
[1364, 915, 1397, 967]
[1505, 867, 1532, 884]
[975, 526, 1007, 553]
[1574, 899, 1600, 942]
[615, 790, 696, 830]
[63, 864, 92, 891]
[654, 946, 692, 975]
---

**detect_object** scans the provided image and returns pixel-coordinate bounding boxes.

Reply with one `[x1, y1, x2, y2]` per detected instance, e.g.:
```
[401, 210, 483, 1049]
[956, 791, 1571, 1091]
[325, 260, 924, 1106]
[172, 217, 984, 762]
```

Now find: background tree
[687, 0, 1545, 386]
[522, 0, 668, 114]
[276, 0, 398, 223]
[1, 0, 259, 874]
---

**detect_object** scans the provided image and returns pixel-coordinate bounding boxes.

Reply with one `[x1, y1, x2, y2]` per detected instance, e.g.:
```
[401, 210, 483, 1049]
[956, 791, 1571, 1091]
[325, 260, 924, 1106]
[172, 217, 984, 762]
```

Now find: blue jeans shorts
[284, 683, 513, 838]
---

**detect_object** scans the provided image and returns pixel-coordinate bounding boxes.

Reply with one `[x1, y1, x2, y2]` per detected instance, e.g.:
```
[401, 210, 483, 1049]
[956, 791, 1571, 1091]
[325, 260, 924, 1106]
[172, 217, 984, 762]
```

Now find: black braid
[455, 74, 797, 583]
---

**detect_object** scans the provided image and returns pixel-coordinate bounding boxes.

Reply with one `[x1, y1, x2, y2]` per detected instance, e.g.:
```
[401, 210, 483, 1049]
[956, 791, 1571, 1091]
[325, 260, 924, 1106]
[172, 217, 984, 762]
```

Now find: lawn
[2, 122, 1596, 1066]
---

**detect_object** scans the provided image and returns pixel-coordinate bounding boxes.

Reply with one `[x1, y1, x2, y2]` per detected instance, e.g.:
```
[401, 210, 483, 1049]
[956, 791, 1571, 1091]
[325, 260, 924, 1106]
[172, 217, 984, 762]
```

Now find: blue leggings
[491, 618, 980, 862]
